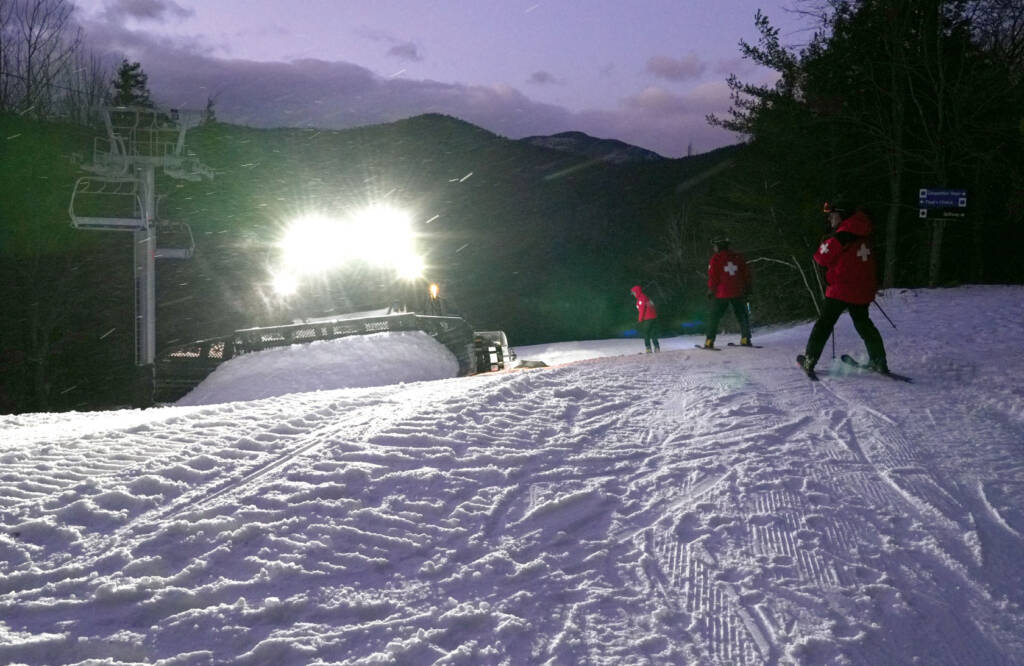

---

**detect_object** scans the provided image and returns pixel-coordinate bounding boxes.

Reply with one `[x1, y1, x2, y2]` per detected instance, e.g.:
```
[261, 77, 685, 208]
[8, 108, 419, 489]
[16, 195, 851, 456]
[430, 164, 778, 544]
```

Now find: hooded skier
[800, 202, 889, 374]
[630, 285, 660, 353]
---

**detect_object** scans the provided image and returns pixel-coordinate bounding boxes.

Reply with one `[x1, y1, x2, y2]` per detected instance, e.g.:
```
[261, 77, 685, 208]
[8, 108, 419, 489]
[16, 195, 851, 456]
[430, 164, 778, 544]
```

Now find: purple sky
[72, 0, 813, 158]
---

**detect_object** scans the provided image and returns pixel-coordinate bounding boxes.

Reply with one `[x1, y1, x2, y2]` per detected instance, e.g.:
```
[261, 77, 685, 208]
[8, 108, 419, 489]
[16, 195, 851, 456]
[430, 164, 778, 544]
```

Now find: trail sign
[918, 188, 967, 219]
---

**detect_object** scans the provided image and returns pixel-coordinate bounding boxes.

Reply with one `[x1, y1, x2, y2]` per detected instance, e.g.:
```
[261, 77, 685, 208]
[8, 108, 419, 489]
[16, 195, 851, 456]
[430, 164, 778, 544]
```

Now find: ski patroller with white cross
[818, 239, 871, 263]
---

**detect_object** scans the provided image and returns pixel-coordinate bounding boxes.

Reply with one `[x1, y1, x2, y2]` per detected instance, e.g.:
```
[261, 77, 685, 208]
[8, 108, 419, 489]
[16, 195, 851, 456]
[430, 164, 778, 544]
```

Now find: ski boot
[797, 353, 819, 380]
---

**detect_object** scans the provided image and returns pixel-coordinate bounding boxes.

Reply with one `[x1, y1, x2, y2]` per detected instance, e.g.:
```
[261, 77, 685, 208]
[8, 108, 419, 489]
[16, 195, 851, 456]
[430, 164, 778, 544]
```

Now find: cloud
[77, 20, 741, 157]
[623, 86, 693, 114]
[101, 0, 193, 23]
[354, 27, 423, 62]
[354, 27, 393, 43]
[685, 80, 734, 107]
[387, 42, 423, 62]
[646, 53, 706, 82]
[570, 82, 738, 157]
[82, 17, 218, 59]
[528, 71, 560, 86]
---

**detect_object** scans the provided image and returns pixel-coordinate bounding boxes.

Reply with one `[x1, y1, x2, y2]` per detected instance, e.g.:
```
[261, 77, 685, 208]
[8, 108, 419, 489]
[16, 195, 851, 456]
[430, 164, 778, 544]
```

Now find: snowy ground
[1, 285, 1023, 665]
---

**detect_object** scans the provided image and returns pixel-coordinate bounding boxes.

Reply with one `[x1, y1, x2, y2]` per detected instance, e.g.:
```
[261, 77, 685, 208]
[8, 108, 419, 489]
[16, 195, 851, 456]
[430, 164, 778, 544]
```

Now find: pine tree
[111, 59, 153, 107]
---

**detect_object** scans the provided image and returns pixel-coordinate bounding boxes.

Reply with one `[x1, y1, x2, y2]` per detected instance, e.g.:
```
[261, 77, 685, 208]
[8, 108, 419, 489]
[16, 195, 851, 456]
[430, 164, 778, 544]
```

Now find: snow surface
[1, 285, 1023, 665]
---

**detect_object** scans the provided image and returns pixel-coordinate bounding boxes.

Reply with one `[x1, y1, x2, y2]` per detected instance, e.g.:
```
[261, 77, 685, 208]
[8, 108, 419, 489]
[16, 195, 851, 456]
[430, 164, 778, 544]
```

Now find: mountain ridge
[518, 130, 666, 164]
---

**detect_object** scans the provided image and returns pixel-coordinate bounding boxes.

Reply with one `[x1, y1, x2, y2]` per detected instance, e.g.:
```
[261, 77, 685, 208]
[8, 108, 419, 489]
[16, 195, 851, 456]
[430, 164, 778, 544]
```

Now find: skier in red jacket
[702, 238, 752, 348]
[630, 285, 660, 353]
[801, 202, 888, 373]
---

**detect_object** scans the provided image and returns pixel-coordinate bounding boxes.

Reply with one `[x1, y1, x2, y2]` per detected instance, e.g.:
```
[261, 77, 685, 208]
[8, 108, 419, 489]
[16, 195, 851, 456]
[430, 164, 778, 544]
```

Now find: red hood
[837, 210, 872, 236]
[631, 286, 644, 297]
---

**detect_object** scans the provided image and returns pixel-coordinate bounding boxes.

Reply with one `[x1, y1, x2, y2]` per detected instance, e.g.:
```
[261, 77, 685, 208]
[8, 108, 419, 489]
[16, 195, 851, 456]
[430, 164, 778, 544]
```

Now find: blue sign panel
[918, 188, 967, 220]
[918, 188, 967, 209]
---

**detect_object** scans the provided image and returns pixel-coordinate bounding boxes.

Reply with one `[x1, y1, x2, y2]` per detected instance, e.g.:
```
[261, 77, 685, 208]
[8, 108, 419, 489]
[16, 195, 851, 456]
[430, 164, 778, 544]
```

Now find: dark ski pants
[705, 297, 751, 343]
[639, 319, 660, 352]
[804, 298, 886, 366]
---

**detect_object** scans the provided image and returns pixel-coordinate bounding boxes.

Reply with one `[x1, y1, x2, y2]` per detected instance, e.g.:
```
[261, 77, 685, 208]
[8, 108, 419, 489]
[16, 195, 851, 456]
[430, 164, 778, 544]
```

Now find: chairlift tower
[69, 106, 212, 405]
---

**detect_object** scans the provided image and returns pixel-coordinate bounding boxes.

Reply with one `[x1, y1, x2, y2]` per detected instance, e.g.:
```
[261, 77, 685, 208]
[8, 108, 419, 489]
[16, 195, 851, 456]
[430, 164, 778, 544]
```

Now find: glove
[707, 291, 715, 300]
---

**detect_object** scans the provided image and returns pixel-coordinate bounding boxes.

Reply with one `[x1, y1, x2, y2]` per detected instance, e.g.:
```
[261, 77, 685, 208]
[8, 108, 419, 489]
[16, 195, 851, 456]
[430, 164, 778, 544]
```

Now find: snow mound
[177, 330, 459, 405]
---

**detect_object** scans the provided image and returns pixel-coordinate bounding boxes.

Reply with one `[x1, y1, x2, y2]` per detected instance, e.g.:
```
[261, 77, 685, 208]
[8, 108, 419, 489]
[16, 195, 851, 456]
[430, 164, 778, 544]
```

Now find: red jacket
[814, 210, 878, 305]
[708, 250, 751, 299]
[630, 286, 657, 321]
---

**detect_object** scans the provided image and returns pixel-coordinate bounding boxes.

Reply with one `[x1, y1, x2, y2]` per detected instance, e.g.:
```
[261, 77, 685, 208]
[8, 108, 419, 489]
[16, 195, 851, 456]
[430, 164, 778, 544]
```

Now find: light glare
[279, 214, 350, 276]
[272, 271, 300, 296]
[272, 205, 426, 294]
[395, 252, 425, 280]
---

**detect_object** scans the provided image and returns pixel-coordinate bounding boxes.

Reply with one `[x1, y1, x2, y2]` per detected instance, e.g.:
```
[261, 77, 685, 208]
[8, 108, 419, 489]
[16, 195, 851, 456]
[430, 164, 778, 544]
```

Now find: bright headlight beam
[273, 205, 425, 293]
[271, 270, 300, 296]
[278, 214, 350, 276]
[394, 252, 425, 280]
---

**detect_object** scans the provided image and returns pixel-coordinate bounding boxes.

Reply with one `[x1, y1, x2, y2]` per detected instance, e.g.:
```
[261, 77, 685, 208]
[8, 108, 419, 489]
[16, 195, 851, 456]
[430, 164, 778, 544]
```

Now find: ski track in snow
[1, 286, 1023, 664]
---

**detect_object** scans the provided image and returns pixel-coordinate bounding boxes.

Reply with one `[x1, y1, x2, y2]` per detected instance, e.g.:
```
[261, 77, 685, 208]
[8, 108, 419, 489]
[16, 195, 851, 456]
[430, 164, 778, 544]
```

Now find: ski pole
[873, 300, 897, 329]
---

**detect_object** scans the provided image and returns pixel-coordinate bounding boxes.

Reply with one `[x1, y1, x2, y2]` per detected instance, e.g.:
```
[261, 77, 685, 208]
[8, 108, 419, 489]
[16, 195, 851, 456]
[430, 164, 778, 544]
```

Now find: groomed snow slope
[1, 286, 1023, 665]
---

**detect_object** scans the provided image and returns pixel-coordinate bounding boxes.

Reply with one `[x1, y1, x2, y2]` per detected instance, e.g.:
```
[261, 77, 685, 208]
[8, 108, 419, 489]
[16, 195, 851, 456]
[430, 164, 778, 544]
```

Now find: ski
[796, 354, 819, 381]
[727, 342, 764, 348]
[840, 354, 912, 383]
[694, 344, 721, 351]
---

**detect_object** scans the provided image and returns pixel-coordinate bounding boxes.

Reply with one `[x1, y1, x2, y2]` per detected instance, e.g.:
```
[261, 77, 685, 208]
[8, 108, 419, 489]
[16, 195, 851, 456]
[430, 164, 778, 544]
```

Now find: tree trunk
[883, 166, 902, 289]
[27, 300, 51, 411]
[0, 0, 10, 110]
[922, 2, 949, 287]
[881, 1, 909, 289]
[928, 219, 946, 286]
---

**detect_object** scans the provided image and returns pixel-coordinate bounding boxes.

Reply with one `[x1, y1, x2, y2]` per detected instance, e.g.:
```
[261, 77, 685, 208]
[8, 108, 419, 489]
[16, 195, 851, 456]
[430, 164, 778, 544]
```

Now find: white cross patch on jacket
[724, 261, 738, 276]
[819, 242, 830, 254]
[857, 245, 871, 261]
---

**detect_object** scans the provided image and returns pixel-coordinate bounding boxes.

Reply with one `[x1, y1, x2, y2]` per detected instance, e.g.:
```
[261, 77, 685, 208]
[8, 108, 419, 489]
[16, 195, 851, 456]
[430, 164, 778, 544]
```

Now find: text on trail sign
[919, 188, 967, 220]
[919, 189, 967, 208]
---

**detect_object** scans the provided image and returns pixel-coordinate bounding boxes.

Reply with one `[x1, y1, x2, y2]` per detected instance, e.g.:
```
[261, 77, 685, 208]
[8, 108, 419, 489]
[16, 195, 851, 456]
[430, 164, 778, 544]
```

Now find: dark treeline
[642, 0, 1024, 332]
[0, 0, 109, 122]
[698, 0, 1023, 290]
[1, 0, 1021, 414]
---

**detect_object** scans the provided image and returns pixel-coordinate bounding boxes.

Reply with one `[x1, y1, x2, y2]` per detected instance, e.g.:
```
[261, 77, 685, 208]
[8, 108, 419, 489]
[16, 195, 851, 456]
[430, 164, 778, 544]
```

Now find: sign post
[918, 188, 967, 287]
